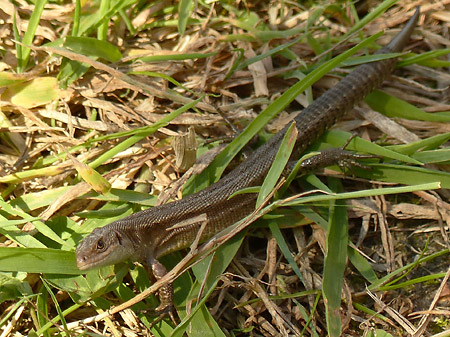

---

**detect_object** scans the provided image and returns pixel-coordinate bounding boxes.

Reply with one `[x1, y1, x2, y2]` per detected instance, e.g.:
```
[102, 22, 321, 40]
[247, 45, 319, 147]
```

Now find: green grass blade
[269, 221, 305, 285]
[388, 133, 450, 155]
[46, 37, 122, 62]
[18, 0, 48, 72]
[283, 182, 441, 207]
[178, 0, 194, 35]
[72, 0, 81, 36]
[354, 164, 450, 189]
[235, 35, 303, 73]
[129, 71, 194, 94]
[34, 303, 82, 336]
[97, 0, 110, 40]
[12, 13, 22, 71]
[137, 51, 217, 63]
[348, 247, 379, 283]
[367, 329, 395, 337]
[41, 278, 70, 336]
[397, 48, 450, 67]
[78, 0, 137, 36]
[0, 218, 46, 248]
[257, 122, 297, 207]
[341, 52, 404, 66]
[9, 186, 70, 212]
[0, 247, 79, 274]
[0, 196, 71, 249]
[366, 90, 450, 123]
[411, 148, 450, 164]
[368, 249, 449, 291]
[342, 0, 398, 38]
[322, 179, 347, 337]
[119, 8, 136, 35]
[36, 284, 50, 337]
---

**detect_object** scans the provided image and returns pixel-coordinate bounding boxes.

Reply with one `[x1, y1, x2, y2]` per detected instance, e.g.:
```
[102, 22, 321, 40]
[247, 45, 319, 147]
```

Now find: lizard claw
[143, 304, 178, 328]
[138, 301, 178, 328]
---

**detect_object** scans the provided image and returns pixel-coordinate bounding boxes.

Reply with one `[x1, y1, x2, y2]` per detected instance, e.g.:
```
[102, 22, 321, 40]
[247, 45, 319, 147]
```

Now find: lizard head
[75, 226, 135, 270]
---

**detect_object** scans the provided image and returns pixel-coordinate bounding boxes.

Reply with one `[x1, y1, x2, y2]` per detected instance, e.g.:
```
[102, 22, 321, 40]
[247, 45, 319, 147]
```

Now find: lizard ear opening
[115, 231, 123, 246]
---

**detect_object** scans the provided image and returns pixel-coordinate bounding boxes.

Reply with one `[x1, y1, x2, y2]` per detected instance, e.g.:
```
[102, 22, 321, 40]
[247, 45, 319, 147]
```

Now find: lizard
[76, 7, 420, 318]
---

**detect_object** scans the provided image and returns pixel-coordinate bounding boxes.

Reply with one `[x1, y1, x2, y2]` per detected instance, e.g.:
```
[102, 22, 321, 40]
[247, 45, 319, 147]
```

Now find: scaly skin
[76, 7, 420, 312]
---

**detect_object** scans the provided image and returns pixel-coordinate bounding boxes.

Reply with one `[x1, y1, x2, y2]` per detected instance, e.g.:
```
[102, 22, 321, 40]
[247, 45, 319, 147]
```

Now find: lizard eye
[96, 239, 105, 250]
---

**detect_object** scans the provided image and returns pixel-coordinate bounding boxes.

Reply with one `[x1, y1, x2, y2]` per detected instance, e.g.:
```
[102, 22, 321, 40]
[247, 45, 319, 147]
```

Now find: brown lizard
[76, 7, 420, 318]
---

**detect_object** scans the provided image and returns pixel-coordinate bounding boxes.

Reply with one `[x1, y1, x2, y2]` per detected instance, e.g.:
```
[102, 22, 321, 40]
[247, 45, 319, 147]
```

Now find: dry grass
[0, 0, 450, 336]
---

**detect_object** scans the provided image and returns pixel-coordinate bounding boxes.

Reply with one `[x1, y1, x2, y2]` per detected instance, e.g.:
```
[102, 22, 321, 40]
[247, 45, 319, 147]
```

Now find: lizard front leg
[146, 257, 177, 325]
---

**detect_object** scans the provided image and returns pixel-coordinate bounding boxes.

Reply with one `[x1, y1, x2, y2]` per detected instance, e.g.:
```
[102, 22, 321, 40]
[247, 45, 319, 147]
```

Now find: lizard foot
[141, 302, 178, 328]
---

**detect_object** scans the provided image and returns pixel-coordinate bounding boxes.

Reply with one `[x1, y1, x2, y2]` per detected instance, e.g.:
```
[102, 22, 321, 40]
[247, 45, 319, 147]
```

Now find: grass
[0, 0, 449, 336]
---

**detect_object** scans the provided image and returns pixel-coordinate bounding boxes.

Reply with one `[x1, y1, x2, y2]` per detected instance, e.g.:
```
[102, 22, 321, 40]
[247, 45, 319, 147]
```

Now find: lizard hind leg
[296, 135, 382, 176]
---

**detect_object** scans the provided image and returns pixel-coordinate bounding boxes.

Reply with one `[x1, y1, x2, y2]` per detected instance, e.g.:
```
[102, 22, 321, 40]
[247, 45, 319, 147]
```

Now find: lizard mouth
[75, 246, 127, 270]
[76, 254, 98, 271]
